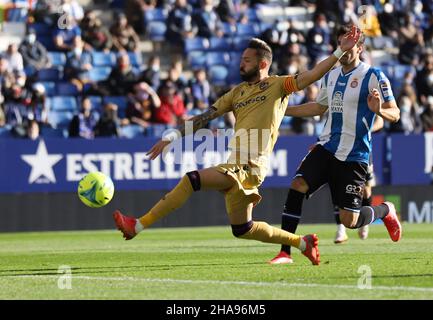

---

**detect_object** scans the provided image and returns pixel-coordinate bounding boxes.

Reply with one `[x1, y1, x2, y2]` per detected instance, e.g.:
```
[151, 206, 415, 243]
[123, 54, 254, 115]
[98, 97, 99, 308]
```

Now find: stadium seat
[47, 111, 74, 128]
[40, 126, 68, 138]
[184, 37, 209, 52]
[372, 36, 395, 50]
[86, 96, 103, 112]
[7, 8, 27, 22]
[235, 23, 260, 37]
[92, 51, 116, 67]
[38, 81, 56, 96]
[146, 124, 171, 137]
[144, 8, 167, 23]
[56, 82, 79, 96]
[48, 52, 66, 67]
[87, 67, 112, 82]
[393, 64, 416, 79]
[48, 96, 78, 112]
[209, 37, 232, 51]
[127, 52, 143, 68]
[120, 125, 145, 138]
[245, 8, 260, 22]
[103, 96, 127, 118]
[208, 65, 229, 86]
[147, 21, 167, 42]
[221, 22, 236, 37]
[232, 37, 250, 51]
[38, 68, 62, 81]
[187, 51, 207, 69]
[206, 52, 230, 67]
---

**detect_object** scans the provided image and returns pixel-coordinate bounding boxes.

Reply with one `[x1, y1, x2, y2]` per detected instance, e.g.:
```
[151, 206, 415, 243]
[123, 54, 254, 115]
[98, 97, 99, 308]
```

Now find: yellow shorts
[213, 163, 264, 214]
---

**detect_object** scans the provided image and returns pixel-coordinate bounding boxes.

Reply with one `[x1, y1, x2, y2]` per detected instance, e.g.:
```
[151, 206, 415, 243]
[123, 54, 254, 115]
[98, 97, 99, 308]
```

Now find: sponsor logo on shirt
[379, 79, 390, 97]
[233, 95, 266, 111]
[330, 91, 344, 113]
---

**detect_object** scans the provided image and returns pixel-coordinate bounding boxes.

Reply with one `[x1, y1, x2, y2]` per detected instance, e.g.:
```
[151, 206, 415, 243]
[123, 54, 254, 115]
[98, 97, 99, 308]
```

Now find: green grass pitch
[0, 224, 432, 300]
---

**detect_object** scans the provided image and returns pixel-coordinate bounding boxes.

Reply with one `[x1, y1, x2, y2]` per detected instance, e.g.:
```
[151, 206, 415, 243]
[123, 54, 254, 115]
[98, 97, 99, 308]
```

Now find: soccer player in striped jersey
[113, 27, 361, 266]
[270, 25, 401, 265]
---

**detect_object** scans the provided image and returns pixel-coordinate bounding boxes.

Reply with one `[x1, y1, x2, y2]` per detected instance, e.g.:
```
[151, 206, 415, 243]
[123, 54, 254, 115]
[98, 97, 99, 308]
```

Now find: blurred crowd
[0, 0, 433, 140]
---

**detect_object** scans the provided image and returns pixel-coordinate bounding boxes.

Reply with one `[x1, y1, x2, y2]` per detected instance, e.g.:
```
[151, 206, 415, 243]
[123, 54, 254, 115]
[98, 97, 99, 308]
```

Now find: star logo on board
[21, 140, 63, 184]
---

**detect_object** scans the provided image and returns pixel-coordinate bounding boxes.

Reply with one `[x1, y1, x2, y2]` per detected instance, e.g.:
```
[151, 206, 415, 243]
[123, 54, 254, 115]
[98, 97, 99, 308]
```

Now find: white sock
[134, 220, 144, 233]
[298, 238, 306, 252]
[337, 224, 346, 233]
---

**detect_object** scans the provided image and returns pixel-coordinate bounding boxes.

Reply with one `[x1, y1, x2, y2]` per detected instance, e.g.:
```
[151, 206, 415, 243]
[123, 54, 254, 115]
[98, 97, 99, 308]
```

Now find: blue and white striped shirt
[316, 62, 394, 164]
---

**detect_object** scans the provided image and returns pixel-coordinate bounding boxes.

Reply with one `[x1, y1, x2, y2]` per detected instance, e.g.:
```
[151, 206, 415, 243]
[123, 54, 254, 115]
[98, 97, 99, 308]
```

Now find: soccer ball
[78, 172, 114, 208]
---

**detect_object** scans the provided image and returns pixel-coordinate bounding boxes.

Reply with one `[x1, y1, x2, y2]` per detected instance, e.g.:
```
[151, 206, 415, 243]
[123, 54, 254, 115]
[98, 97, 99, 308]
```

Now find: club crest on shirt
[259, 81, 269, 91]
[350, 78, 358, 88]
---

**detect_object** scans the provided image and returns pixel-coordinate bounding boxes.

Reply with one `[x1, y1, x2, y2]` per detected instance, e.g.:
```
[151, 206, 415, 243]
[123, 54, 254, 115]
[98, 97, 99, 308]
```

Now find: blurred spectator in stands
[94, 103, 120, 137]
[80, 10, 113, 52]
[164, 63, 191, 107]
[415, 53, 433, 105]
[389, 94, 422, 134]
[19, 29, 50, 72]
[378, 2, 400, 40]
[4, 43, 24, 72]
[28, 83, 49, 125]
[306, 13, 331, 65]
[340, 0, 358, 26]
[105, 54, 138, 96]
[0, 106, 5, 127]
[0, 57, 13, 96]
[62, 0, 85, 23]
[193, 0, 223, 38]
[190, 68, 212, 111]
[126, 82, 160, 128]
[166, 0, 198, 49]
[421, 96, 433, 131]
[3, 84, 31, 136]
[140, 56, 161, 91]
[424, 15, 433, 49]
[32, 0, 60, 26]
[290, 84, 318, 136]
[315, 0, 341, 25]
[359, 5, 382, 38]
[215, 0, 237, 24]
[68, 97, 98, 139]
[64, 37, 93, 91]
[399, 32, 424, 66]
[125, 0, 157, 34]
[53, 14, 82, 52]
[26, 119, 40, 140]
[154, 80, 186, 125]
[110, 13, 140, 52]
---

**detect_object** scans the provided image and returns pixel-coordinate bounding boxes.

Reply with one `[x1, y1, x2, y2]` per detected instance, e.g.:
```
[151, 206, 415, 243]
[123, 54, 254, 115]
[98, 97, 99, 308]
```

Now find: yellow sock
[238, 221, 302, 248]
[139, 175, 194, 228]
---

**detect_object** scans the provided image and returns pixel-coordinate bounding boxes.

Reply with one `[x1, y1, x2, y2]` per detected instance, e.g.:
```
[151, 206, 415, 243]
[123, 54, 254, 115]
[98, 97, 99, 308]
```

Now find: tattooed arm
[146, 107, 221, 160]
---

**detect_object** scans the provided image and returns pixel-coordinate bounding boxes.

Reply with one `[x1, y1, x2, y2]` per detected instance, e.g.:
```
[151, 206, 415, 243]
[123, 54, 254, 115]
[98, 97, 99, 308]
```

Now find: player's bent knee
[231, 221, 254, 238]
[186, 170, 201, 191]
[340, 212, 358, 229]
[291, 177, 309, 193]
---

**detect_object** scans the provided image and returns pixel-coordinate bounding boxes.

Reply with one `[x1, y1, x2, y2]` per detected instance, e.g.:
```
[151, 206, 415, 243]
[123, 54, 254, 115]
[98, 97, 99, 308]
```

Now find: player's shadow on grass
[0, 261, 266, 276]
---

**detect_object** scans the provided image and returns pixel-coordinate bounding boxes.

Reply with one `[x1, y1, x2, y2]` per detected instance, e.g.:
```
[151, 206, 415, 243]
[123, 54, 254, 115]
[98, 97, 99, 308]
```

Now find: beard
[240, 66, 260, 82]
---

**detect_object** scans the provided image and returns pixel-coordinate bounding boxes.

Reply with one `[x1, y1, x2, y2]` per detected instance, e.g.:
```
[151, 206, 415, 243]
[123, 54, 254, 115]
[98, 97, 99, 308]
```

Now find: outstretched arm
[295, 25, 361, 90]
[285, 102, 328, 117]
[146, 107, 221, 160]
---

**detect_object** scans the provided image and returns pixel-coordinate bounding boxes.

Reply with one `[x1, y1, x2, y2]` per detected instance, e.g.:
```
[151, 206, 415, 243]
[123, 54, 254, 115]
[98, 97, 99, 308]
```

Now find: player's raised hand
[146, 139, 171, 160]
[367, 88, 382, 114]
[339, 25, 362, 52]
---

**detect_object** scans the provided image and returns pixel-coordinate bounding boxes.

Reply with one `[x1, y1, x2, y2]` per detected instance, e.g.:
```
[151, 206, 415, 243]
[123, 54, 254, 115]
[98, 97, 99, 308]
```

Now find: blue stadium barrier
[0, 125, 13, 138]
[40, 126, 68, 138]
[48, 96, 78, 112]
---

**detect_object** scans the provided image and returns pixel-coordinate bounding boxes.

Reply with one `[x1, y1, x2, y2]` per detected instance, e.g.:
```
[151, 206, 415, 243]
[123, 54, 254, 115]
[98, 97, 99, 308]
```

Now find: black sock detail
[186, 171, 201, 191]
[373, 204, 389, 219]
[334, 210, 341, 225]
[231, 221, 254, 237]
[281, 189, 305, 254]
[362, 196, 372, 207]
[353, 206, 374, 228]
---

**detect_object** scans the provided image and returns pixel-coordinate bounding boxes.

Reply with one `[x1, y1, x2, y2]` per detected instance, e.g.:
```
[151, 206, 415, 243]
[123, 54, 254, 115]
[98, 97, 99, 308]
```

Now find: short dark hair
[336, 24, 365, 46]
[248, 38, 273, 64]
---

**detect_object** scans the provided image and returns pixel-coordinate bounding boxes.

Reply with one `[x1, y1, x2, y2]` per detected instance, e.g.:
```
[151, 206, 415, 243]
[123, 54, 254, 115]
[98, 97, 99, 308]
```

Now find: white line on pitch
[3, 275, 433, 293]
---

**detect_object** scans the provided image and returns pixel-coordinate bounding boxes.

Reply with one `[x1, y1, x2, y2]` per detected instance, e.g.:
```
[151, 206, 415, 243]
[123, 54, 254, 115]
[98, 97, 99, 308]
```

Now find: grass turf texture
[0, 223, 432, 300]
